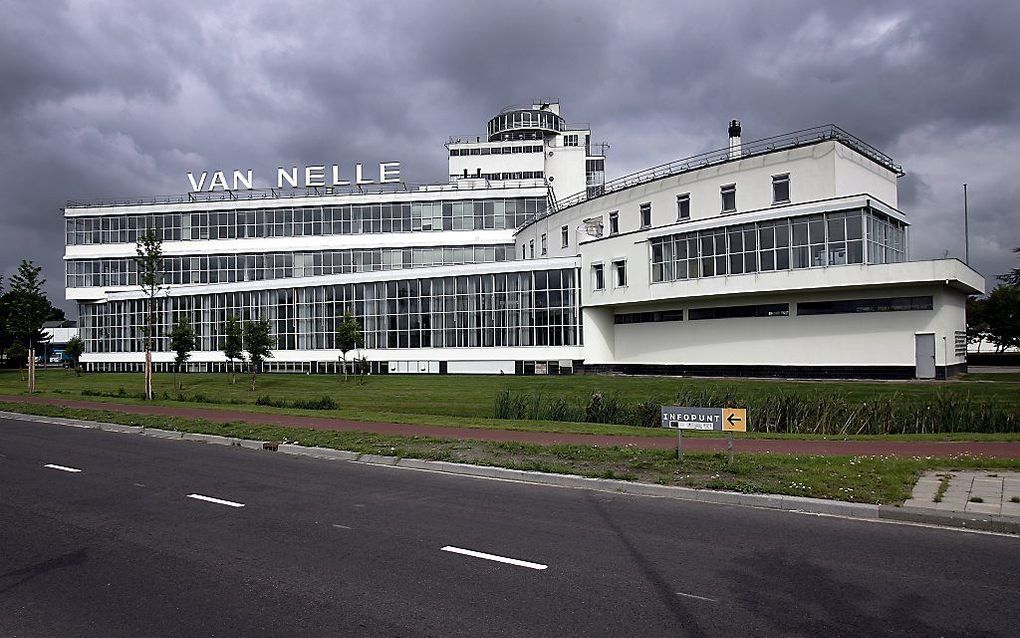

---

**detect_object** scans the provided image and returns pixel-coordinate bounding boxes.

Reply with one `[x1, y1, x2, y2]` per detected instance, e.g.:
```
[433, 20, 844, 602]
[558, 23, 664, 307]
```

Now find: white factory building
[64, 102, 982, 379]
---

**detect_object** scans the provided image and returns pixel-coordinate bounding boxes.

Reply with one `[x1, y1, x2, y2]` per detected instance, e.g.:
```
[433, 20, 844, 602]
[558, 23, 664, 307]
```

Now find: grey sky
[1, 0, 1017, 310]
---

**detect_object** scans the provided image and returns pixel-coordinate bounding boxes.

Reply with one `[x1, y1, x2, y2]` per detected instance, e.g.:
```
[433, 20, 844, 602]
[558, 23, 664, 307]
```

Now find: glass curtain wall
[650, 209, 905, 283]
[67, 245, 511, 288]
[79, 269, 580, 354]
[65, 197, 547, 245]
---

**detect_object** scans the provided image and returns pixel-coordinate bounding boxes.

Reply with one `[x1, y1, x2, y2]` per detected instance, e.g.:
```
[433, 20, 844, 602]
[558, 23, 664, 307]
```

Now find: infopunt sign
[186, 162, 401, 192]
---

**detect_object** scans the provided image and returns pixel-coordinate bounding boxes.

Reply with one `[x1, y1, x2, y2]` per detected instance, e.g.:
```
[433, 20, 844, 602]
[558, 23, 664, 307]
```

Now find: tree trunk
[28, 346, 35, 393]
[144, 349, 153, 400]
[250, 368, 256, 392]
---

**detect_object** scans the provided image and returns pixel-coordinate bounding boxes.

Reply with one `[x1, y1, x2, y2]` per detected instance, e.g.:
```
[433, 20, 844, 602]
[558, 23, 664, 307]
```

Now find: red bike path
[3, 394, 1019, 458]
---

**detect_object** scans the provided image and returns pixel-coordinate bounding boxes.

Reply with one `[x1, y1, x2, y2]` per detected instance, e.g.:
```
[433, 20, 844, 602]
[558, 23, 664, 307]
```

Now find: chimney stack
[728, 119, 742, 160]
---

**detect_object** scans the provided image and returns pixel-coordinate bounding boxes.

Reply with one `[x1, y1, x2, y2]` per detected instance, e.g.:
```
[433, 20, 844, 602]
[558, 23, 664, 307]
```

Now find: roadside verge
[5, 409, 1018, 535]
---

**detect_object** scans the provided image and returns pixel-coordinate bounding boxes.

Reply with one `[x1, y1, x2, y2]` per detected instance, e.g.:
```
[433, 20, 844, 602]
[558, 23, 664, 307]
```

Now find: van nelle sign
[186, 162, 401, 192]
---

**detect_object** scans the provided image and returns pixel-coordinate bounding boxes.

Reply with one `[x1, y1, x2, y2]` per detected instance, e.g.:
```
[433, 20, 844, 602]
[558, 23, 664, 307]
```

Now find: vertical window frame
[721, 184, 736, 213]
[772, 173, 791, 205]
[676, 193, 690, 221]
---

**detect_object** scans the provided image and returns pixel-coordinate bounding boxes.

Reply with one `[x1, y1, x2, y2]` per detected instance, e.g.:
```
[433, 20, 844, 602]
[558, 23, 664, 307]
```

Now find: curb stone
[878, 505, 1020, 535]
[3, 409, 1016, 533]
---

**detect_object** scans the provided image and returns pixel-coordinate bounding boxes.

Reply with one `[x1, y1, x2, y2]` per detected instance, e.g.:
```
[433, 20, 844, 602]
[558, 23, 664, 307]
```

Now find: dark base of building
[578, 363, 968, 381]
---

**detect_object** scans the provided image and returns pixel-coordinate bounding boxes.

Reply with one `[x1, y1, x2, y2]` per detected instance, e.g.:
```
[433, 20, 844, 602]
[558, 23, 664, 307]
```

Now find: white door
[915, 334, 936, 379]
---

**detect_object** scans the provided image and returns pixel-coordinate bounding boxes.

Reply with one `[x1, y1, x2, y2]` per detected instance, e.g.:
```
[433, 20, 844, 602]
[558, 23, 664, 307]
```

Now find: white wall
[602, 284, 969, 368]
[516, 140, 903, 260]
[545, 145, 588, 201]
[834, 144, 898, 207]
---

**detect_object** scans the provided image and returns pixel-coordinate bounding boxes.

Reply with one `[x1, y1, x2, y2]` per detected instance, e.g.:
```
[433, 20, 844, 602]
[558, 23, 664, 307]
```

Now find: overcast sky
[2, 0, 1018, 311]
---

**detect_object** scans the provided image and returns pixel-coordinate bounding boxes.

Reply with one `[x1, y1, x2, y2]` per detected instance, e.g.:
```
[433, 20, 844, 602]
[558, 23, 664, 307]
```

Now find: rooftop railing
[522, 124, 902, 226]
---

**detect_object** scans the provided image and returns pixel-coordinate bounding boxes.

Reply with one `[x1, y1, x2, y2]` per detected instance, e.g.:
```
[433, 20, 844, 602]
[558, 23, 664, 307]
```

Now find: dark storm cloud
[1, 0, 1017, 312]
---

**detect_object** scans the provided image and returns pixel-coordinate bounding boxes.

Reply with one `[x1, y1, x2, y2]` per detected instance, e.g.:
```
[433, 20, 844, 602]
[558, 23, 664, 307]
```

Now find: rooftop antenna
[963, 183, 970, 265]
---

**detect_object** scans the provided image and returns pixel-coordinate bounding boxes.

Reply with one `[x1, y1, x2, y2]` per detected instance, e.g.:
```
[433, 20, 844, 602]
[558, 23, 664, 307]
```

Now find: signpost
[661, 406, 747, 461]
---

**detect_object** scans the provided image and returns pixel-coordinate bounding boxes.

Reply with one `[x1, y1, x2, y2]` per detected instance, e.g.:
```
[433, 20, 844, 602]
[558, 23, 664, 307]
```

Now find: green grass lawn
[4, 400, 1019, 505]
[3, 368, 1020, 439]
[5, 368, 1020, 416]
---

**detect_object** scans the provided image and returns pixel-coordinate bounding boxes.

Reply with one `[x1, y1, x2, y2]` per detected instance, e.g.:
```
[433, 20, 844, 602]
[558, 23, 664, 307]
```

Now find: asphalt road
[1, 416, 1018, 637]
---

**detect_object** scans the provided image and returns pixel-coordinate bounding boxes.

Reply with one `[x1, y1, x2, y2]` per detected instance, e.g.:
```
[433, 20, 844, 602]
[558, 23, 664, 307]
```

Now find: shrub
[491, 386, 1020, 434]
[291, 395, 338, 410]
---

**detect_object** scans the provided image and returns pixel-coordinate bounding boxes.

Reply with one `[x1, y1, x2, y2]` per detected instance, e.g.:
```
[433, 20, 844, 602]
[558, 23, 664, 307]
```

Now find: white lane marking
[441, 545, 547, 570]
[187, 493, 245, 508]
[332, 524, 352, 530]
[675, 591, 717, 602]
[44, 464, 82, 473]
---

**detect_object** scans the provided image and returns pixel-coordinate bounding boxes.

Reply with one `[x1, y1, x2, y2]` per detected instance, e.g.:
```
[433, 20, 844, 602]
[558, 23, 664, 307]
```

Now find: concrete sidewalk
[906, 471, 1020, 516]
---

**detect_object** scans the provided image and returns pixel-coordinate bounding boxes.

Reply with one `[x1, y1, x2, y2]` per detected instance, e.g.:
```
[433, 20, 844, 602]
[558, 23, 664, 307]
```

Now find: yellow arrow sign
[722, 408, 747, 432]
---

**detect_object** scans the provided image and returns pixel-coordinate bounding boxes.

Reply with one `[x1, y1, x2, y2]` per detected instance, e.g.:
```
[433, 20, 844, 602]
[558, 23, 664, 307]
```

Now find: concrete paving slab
[966, 503, 1001, 515]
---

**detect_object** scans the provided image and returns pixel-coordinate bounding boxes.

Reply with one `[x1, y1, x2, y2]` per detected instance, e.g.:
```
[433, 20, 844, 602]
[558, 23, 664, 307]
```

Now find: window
[563, 134, 579, 147]
[561, 225, 569, 248]
[613, 259, 627, 287]
[615, 310, 683, 324]
[640, 203, 651, 228]
[609, 211, 619, 235]
[529, 239, 535, 258]
[721, 184, 736, 213]
[541, 233, 547, 256]
[676, 194, 690, 220]
[797, 296, 933, 316]
[772, 174, 790, 204]
[592, 263, 605, 290]
[688, 303, 789, 320]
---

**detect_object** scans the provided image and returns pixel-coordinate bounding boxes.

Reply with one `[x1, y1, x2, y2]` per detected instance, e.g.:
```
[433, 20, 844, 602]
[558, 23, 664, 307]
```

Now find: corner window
[541, 233, 547, 256]
[613, 259, 627, 287]
[609, 211, 619, 235]
[676, 194, 690, 220]
[772, 174, 790, 204]
[592, 263, 605, 290]
[640, 203, 652, 228]
[561, 225, 569, 248]
[721, 184, 736, 213]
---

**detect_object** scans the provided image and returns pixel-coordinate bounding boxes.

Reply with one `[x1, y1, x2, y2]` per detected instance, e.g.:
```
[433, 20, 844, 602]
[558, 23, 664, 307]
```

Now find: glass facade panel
[649, 208, 902, 283]
[66, 245, 512, 288]
[65, 197, 547, 245]
[79, 269, 580, 353]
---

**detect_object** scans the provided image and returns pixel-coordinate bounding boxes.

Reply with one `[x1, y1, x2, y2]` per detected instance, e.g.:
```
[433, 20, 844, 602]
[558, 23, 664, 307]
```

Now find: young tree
[7, 261, 51, 393]
[65, 335, 85, 376]
[133, 228, 164, 401]
[242, 318, 274, 392]
[335, 311, 363, 381]
[354, 354, 370, 384]
[222, 315, 244, 385]
[169, 316, 196, 392]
